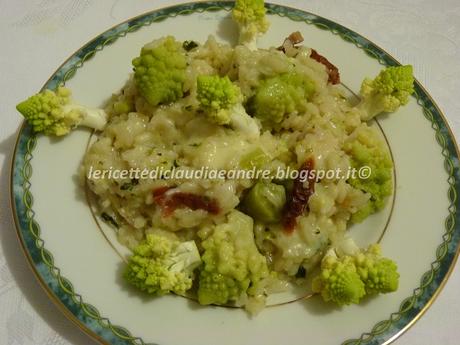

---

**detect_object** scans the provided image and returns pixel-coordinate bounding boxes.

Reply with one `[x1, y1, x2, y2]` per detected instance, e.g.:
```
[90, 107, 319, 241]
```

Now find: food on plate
[345, 126, 394, 223]
[197, 210, 270, 308]
[124, 234, 201, 295]
[196, 74, 240, 125]
[312, 236, 399, 305]
[132, 36, 187, 107]
[357, 65, 414, 121]
[232, 0, 270, 49]
[249, 72, 316, 126]
[16, 87, 107, 136]
[241, 181, 286, 223]
[16, 0, 415, 315]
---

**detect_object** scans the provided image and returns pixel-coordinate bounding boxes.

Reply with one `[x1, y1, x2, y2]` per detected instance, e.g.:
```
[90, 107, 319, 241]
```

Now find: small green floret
[197, 75, 240, 125]
[198, 210, 269, 307]
[354, 244, 399, 294]
[313, 239, 399, 306]
[132, 36, 187, 106]
[124, 234, 201, 296]
[312, 255, 366, 306]
[232, 0, 269, 48]
[250, 73, 315, 126]
[344, 126, 393, 223]
[358, 65, 414, 120]
[16, 87, 107, 136]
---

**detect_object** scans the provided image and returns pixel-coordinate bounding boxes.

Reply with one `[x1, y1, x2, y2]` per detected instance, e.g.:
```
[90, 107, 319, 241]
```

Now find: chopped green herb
[120, 179, 139, 191]
[296, 266, 306, 278]
[183, 40, 199, 51]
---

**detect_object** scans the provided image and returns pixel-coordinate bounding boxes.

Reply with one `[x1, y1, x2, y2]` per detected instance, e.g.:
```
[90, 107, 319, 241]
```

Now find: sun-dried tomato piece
[283, 158, 316, 233]
[153, 188, 220, 216]
[164, 193, 220, 215]
[310, 49, 340, 84]
[152, 186, 173, 204]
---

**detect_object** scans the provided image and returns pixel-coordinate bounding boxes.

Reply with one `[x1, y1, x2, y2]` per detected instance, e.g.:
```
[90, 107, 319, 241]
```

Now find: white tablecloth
[1, 1, 459, 344]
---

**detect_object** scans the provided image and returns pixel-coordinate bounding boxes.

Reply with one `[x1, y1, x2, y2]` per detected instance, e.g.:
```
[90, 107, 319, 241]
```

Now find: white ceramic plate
[11, 2, 460, 345]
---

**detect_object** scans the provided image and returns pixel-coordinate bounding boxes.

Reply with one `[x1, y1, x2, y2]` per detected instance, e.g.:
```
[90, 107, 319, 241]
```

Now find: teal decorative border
[11, 2, 460, 345]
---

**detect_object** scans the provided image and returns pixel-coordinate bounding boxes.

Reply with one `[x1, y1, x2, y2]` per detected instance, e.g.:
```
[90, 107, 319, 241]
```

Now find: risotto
[83, 34, 388, 278]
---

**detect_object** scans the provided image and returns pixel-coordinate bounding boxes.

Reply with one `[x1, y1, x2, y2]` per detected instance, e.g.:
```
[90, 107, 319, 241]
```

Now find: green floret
[357, 65, 414, 120]
[132, 36, 187, 106]
[124, 234, 201, 296]
[16, 87, 107, 136]
[313, 237, 399, 306]
[344, 126, 393, 223]
[232, 0, 270, 49]
[197, 210, 269, 307]
[312, 253, 366, 306]
[354, 244, 399, 294]
[250, 72, 315, 126]
[196, 75, 261, 138]
[197, 75, 239, 125]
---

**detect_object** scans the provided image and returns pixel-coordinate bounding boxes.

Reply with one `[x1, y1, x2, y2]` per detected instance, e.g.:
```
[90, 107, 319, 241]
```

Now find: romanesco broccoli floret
[357, 65, 414, 120]
[124, 234, 201, 296]
[16, 87, 107, 136]
[232, 0, 270, 49]
[313, 236, 399, 306]
[344, 125, 393, 223]
[132, 36, 187, 106]
[353, 244, 399, 294]
[197, 75, 239, 125]
[197, 210, 269, 309]
[250, 72, 315, 126]
[312, 252, 366, 306]
[196, 75, 260, 139]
